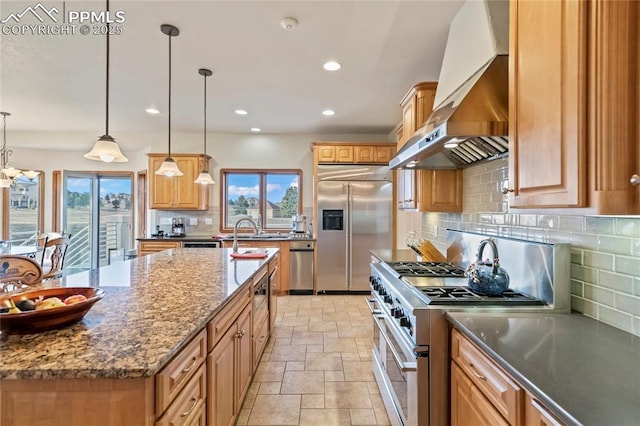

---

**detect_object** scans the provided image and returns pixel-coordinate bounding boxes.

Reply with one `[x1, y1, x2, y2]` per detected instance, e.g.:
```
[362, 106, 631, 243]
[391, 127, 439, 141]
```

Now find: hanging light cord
[105, 0, 110, 136]
[1, 113, 10, 168]
[167, 27, 172, 159]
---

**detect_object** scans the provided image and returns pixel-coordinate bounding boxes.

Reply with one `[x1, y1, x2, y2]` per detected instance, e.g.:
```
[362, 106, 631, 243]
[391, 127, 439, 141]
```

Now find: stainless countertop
[0, 248, 277, 380]
[447, 312, 640, 426]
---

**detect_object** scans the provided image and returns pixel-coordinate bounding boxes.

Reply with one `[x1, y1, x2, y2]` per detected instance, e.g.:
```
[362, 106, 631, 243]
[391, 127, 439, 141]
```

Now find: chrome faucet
[232, 216, 259, 253]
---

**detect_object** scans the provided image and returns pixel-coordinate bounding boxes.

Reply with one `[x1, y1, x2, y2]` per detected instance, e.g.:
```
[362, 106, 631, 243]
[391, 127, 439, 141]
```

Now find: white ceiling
[0, 0, 464, 150]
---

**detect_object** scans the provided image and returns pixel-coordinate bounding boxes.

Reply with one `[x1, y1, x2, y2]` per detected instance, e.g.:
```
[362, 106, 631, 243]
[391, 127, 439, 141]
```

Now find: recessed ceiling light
[146, 107, 160, 114]
[280, 17, 298, 30]
[322, 109, 335, 116]
[235, 109, 248, 115]
[250, 127, 262, 132]
[323, 61, 342, 71]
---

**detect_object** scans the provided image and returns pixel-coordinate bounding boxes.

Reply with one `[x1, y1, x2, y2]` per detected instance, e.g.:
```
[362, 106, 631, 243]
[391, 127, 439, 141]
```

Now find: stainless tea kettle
[465, 238, 510, 295]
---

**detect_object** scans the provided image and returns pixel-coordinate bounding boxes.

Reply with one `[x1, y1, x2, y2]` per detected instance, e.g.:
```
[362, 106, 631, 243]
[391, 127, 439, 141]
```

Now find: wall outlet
[190, 218, 198, 226]
[160, 217, 171, 225]
[205, 218, 213, 225]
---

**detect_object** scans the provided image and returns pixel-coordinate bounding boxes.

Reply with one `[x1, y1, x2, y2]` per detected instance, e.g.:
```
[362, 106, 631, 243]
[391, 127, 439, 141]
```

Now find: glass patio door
[62, 172, 132, 274]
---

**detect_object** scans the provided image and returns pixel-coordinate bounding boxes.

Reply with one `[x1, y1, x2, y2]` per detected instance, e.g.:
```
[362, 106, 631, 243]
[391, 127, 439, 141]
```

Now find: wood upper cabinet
[508, 0, 639, 213]
[396, 82, 463, 212]
[148, 154, 210, 210]
[313, 143, 396, 165]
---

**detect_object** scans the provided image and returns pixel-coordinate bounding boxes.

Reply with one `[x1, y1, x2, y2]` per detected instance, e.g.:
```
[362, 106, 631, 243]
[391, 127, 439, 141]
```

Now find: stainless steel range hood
[390, 0, 509, 170]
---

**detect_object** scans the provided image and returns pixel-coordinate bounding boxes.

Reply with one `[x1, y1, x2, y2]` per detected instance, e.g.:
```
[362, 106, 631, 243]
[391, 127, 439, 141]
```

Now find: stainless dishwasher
[289, 240, 315, 295]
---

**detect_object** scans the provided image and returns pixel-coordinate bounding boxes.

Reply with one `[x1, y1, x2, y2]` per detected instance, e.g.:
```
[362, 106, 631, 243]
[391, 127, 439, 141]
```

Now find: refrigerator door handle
[347, 183, 352, 290]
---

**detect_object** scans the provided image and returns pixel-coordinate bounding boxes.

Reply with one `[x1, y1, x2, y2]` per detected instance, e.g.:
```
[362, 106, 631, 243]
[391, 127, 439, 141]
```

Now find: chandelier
[0, 112, 39, 189]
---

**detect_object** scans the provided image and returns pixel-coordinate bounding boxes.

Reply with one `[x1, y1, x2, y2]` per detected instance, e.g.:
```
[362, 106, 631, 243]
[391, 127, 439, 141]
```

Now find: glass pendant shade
[194, 171, 215, 185]
[84, 136, 128, 163]
[155, 158, 183, 177]
[156, 24, 182, 177]
[2, 166, 21, 178]
[0, 176, 11, 188]
[22, 170, 40, 180]
[84, 0, 128, 163]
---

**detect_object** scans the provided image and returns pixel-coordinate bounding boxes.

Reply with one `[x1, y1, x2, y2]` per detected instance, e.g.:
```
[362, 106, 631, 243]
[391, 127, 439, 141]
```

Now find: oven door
[371, 312, 423, 426]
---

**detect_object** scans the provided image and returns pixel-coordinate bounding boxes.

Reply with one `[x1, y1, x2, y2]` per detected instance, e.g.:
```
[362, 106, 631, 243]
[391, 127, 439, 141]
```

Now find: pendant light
[194, 68, 215, 185]
[84, 0, 128, 163]
[0, 112, 39, 188]
[155, 24, 183, 177]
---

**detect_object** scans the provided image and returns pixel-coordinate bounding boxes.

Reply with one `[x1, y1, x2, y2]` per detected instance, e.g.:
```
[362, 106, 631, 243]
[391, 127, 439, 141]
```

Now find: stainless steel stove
[368, 230, 571, 426]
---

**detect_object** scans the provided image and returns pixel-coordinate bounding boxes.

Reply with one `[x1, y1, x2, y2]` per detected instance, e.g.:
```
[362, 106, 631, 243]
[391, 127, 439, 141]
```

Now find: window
[2, 173, 44, 246]
[221, 169, 302, 232]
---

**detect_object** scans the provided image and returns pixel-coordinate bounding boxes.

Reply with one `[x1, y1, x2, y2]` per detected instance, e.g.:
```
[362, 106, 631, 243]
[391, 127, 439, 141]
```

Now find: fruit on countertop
[7, 299, 21, 314]
[64, 294, 87, 305]
[35, 297, 66, 310]
[16, 299, 37, 311]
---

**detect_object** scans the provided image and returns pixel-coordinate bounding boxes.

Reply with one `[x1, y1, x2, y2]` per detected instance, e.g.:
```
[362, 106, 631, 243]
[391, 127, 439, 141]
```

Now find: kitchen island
[0, 247, 277, 425]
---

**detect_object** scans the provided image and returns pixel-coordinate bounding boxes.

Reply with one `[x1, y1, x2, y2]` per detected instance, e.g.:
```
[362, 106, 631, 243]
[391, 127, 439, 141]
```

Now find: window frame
[220, 168, 303, 233]
[2, 171, 45, 243]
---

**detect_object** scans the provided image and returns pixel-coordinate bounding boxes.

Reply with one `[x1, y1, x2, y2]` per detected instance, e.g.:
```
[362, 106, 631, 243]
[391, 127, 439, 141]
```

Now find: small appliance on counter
[170, 218, 185, 237]
[291, 214, 308, 233]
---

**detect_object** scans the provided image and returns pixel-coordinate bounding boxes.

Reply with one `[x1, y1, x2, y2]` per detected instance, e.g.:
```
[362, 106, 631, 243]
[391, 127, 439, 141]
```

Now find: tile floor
[236, 295, 390, 426]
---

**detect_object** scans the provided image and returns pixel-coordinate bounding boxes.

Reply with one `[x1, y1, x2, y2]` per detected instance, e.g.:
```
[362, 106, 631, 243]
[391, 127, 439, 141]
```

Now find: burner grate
[419, 287, 546, 305]
[386, 261, 466, 278]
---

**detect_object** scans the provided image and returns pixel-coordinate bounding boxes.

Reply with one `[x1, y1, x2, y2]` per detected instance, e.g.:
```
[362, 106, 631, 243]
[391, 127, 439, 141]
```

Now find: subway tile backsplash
[421, 157, 640, 337]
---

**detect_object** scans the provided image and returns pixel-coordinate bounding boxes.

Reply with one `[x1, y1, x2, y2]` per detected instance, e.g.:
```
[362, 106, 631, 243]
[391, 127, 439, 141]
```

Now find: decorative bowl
[0, 287, 104, 334]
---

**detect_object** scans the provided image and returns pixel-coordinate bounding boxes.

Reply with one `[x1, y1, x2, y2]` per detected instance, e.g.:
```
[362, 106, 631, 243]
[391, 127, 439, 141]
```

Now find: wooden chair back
[0, 255, 43, 293]
[40, 235, 70, 280]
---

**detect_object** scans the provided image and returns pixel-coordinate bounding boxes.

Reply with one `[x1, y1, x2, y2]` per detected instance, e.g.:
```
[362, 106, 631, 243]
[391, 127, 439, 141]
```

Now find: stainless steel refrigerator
[316, 164, 393, 293]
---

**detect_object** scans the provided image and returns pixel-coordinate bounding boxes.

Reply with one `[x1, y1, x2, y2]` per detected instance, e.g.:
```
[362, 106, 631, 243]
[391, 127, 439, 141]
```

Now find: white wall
[6, 131, 390, 234]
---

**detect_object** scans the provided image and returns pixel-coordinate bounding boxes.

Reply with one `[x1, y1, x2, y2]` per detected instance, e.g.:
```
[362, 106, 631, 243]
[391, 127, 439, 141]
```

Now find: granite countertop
[447, 312, 640, 426]
[0, 247, 277, 380]
[370, 248, 424, 263]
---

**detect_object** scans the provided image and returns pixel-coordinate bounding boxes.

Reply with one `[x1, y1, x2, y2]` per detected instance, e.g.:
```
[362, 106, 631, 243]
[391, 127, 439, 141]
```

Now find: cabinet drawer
[451, 329, 522, 425]
[451, 362, 509, 426]
[156, 363, 207, 426]
[139, 241, 182, 254]
[208, 285, 252, 351]
[156, 329, 207, 416]
[253, 314, 270, 370]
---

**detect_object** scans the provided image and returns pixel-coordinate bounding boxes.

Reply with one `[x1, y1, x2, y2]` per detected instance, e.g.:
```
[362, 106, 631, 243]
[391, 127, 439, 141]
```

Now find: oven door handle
[365, 298, 382, 315]
[373, 315, 417, 372]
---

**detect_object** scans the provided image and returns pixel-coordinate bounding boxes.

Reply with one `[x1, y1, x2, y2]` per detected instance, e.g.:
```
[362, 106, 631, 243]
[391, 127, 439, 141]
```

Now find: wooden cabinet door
[174, 157, 202, 210]
[149, 156, 176, 209]
[451, 363, 509, 426]
[354, 146, 374, 163]
[374, 146, 393, 163]
[509, 0, 587, 207]
[207, 325, 236, 426]
[400, 96, 416, 148]
[417, 170, 463, 212]
[524, 393, 563, 426]
[235, 304, 253, 408]
[268, 256, 279, 330]
[336, 146, 354, 163]
[317, 146, 336, 163]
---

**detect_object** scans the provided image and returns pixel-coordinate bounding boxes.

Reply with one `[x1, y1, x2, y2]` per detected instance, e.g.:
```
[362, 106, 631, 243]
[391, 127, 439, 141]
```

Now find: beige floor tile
[236, 408, 251, 425]
[369, 393, 391, 425]
[324, 382, 373, 409]
[350, 408, 378, 425]
[258, 381, 282, 394]
[324, 370, 345, 382]
[366, 381, 381, 395]
[338, 326, 371, 338]
[291, 331, 324, 345]
[305, 352, 343, 371]
[306, 344, 324, 352]
[269, 345, 307, 362]
[324, 337, 358, 353]
[246, 394, 301, 425]
[281, 316, 311, 327]
[341, 352, 362, 361]
[281, 370, 325, 394]
[301, 394, 325, 409]
[308, 320, 338, 332]
[299, 408, 351, 426]
[272, 326, 294, 339]
[285, 361, 305, 371]
[343, 360, 375, 382]
[253, 361, 286, 382]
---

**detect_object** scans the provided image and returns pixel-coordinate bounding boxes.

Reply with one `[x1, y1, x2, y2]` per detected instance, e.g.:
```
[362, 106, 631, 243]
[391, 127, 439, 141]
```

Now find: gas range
[382, 260, 546, 306]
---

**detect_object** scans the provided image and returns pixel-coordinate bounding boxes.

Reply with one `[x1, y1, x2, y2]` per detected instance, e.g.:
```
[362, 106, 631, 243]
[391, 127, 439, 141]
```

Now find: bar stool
[0, 255, 43, 293]
[40, 235, 71, 280]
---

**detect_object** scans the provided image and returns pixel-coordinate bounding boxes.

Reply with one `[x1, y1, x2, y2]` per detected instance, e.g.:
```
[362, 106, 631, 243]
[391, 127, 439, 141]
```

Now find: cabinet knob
[501, 186, 514, 194]
[630, 174, 640, 186]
